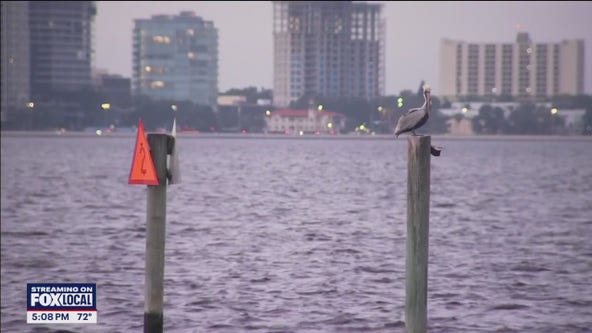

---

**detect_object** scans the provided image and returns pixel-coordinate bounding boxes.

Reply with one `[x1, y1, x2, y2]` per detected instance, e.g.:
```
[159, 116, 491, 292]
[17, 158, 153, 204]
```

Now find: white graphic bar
[27, 311, 97, 324]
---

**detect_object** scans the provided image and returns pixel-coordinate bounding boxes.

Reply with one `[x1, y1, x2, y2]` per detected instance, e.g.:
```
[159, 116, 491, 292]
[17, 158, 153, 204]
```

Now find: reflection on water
[1, 136, 591, 332]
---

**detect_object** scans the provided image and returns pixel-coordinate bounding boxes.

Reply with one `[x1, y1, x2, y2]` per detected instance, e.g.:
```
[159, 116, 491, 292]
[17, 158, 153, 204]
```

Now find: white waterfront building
[265, 107, 345, 134]
[439, 32, 584, 100]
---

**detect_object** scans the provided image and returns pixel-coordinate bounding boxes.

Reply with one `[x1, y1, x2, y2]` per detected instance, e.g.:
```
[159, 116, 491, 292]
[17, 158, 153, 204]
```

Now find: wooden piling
[144, 133, 174, 333]
[405, 135, 431, 333]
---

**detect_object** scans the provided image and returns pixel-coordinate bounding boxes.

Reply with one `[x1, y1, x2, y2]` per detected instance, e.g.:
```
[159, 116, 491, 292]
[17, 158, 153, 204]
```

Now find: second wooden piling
[405, 135, 431, 333]
[144, 133, 174, 333]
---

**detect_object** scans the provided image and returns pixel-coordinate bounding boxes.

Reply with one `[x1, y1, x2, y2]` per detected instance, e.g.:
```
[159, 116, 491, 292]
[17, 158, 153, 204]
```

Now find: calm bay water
[1, 134, 591, 333]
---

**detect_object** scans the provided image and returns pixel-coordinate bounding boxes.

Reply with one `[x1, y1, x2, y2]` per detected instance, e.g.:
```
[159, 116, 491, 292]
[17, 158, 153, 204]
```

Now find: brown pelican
[394, 86, 442, 156]
[394, 86, 431, 138]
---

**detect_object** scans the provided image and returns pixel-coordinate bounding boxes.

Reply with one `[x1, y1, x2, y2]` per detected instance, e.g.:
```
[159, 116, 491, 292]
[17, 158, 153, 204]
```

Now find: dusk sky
[95, 1, 592, 95]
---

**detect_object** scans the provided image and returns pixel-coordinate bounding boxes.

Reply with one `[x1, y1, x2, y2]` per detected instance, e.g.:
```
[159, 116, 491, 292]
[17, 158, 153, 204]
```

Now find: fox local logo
[28, 283, 96, 309]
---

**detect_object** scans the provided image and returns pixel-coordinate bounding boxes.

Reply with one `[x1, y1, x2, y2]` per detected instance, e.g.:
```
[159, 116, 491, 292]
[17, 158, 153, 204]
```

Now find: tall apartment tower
[1, 1, 30, 123]
[440, 32, 585, 100]
[28, 1, 96, 100]
[133, 11, 218, 109]
[273, 1, 385, 107]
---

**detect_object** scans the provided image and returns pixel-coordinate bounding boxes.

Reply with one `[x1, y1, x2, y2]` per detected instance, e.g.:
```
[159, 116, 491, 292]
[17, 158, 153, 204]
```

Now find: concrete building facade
[440, 32, 585, 100]
[1, 1, 30, 123]
[2, 1, 95, 125]
[273, 1, 385, 107]
[28, 1, 96, 99]
[132, 11, 218, 109]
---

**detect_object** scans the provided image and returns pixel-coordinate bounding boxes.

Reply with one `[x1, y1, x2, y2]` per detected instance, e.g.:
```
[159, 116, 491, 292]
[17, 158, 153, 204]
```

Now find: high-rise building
[28, 1, 96, 99]
[273, 1, 385, 107]
[1, 1, 30, 123]
[439, 32, 585, 100]
[132, 11, 218, 109]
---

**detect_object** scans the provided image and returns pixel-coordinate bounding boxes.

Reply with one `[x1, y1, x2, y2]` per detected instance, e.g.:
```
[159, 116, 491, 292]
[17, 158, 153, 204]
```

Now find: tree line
[2, 85, 591, 135]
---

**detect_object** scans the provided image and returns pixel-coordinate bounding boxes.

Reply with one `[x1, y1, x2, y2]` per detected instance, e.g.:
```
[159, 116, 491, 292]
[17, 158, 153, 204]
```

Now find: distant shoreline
[1, 130, 591, 142]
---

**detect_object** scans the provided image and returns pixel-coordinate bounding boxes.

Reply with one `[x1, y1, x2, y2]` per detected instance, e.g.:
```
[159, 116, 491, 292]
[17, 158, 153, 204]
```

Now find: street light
[317, 104, 323, 111]
[26, 101, 35, 130]
[171, 104, 178, 112]
[550, 107, 559, 135]
[99, 103, 111, 129]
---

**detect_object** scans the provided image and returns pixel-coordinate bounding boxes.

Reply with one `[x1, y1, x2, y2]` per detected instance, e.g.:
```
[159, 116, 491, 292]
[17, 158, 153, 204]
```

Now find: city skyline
[95, 1, 592, 96]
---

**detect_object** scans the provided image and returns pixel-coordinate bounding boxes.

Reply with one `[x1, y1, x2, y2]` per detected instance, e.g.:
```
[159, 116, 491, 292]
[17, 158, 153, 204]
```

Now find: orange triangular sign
[128, 119, 159, 185]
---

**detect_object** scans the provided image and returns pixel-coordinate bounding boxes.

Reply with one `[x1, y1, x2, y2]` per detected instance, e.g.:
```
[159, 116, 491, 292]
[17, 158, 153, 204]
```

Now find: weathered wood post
[144, 133, 174, 333]
[405, 135, 431, 333]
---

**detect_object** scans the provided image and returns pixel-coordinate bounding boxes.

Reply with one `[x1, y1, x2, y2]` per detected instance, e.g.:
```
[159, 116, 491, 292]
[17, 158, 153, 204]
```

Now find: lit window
[152, 36, 171, 44]
[187, 52, 196, 59]
[145, 66, 152, 73]
[186, 29, 195, 36]
[151, 81, 165, 88]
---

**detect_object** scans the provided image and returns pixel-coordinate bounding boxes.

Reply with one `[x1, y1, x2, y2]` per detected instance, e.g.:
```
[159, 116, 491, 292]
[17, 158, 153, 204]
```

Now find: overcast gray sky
[95, 1, 592, 95]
